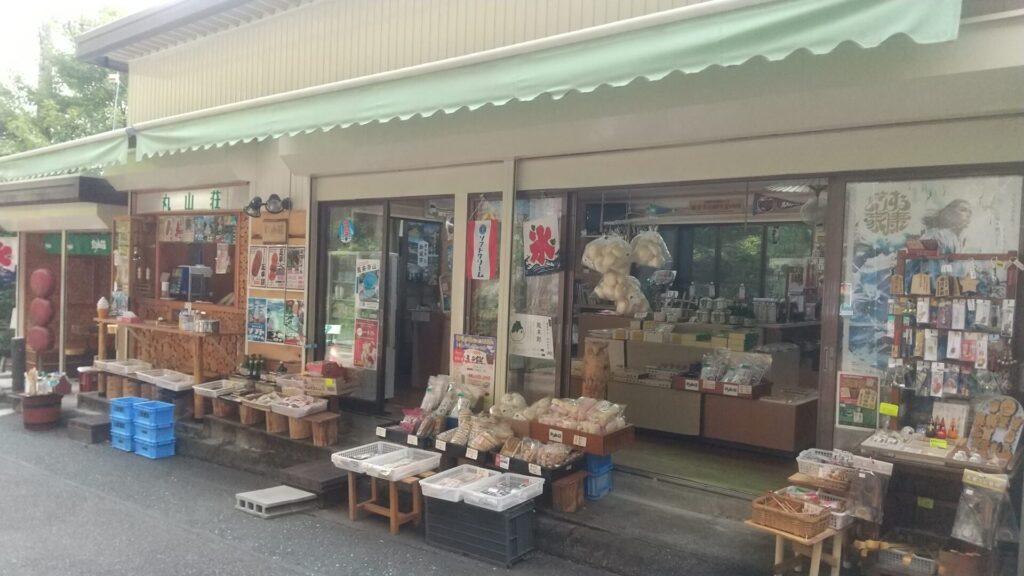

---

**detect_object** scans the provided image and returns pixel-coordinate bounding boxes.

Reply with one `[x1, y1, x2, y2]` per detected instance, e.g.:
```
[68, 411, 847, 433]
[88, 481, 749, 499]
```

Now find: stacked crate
[109, 397, 146, 452]
[133, 401, 176, 459]
[584, 454, 614, 500]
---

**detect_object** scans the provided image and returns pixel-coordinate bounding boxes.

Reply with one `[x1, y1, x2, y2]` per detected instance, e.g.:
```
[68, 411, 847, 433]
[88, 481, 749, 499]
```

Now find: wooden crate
[304, 412, 340, 447]
[551, 470, 588, 513]
[212, 397, 239, 420]
[239, 404, 265, 426]
[529, 422, 635, 456]
[288, 416, 312, 440]
[106, 375, 124, 399]
[122, 379, 140, 398]
[266, 411, 288, 434]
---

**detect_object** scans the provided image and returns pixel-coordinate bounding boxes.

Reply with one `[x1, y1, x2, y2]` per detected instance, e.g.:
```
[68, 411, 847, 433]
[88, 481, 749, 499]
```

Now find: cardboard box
[528, 422, 635, 456]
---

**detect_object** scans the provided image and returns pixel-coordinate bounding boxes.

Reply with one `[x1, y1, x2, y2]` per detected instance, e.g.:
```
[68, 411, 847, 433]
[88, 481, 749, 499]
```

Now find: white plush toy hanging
[584, 235, 648, 317]
[630, 229, 672, 269]
[582, 235, 631, 275]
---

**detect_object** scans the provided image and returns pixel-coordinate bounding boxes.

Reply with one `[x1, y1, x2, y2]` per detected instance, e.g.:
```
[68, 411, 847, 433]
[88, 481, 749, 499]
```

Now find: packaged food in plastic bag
[630, 229, 672, 269]
[847, 459, 892, 524]
[419, 375, 450, 412]
[952, 470, 1018, 549]
[518, 438, 543, 463]
[399, 408, 425, 434]
[536, 442, 573, 468]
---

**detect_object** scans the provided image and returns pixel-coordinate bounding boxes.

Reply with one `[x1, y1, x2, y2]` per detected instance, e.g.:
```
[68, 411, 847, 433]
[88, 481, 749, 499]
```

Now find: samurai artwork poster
[841, 176, 1021, 373]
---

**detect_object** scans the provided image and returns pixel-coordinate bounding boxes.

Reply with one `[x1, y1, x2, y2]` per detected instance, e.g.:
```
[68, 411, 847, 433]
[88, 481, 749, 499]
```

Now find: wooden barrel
[21, 393, 62, 431]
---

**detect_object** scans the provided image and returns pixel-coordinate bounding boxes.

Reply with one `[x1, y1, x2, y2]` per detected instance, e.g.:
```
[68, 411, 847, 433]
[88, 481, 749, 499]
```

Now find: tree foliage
[0, 10, 125, 155]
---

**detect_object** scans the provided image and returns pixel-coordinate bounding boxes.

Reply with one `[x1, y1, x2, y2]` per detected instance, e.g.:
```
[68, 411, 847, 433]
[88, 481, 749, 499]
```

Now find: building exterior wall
[126, 0, 711, 123]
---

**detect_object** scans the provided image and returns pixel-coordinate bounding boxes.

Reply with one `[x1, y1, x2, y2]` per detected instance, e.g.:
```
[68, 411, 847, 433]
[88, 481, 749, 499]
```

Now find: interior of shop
[320, 197, 455, 412]
[558, 179, 829, 494]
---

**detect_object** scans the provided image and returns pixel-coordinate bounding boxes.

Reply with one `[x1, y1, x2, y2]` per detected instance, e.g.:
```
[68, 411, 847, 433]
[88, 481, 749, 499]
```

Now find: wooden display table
[745, 520, 845, 576]
[347, 470, 435, 535]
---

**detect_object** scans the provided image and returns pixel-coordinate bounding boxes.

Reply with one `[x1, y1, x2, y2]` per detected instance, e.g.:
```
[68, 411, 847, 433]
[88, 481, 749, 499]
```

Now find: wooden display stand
[239, 404, 265, 426]
[745, 520, 845, 576]
[288, 416, 312, 440]
[266, 411, 288, 434]
[347, 470, 435, 534]
[303, 412, 340, 447]
[213, 397, 239, 420]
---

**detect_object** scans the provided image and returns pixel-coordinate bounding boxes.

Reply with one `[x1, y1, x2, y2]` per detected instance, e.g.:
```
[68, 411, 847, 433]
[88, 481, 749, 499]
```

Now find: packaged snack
[536, 442, 573, 468]
[399, 408, 425, 434]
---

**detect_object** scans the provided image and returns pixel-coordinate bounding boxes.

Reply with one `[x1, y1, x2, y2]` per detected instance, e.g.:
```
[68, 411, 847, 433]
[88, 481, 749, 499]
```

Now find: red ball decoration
[28, 298, 54, 326]
[29, 268, 56, 298]
[27, 326, 54, 352]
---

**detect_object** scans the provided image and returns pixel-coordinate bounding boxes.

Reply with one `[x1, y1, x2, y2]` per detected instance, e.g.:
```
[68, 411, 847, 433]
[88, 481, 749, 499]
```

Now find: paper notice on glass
[509, 313, 554, 360]
[451, 334, 497, 399]
[215, 243, 230, 274]
[355, 259, 380, 311]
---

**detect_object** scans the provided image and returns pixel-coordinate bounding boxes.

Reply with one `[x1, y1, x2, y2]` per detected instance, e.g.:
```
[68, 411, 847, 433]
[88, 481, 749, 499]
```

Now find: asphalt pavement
[0, 410, 614, 576]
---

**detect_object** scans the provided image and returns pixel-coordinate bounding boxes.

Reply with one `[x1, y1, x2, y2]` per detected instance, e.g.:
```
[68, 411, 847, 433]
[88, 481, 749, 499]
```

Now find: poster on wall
[266, 299, 286, 344]
[509, 313, 555, 360]
[355, 258, 380, 311]
[215, 243, 230, 274]
[523, 216, 561, 276]
[467, 220, 499, 280]
[0, 235, 17, 284]
[286, 247, 306, 290]
[841, 176, 1023, 374]
[353, 319, 379, 369]
[451, 334, 497, 399]
[193, 216, 215, 243]
[215, 215, 237, 245]
[284, 299, 305, 346]
[248, 246, 267, 288]
[246, 297, 267, 342]
[265, 246, 287, 289]
[836, 372, 879, 430]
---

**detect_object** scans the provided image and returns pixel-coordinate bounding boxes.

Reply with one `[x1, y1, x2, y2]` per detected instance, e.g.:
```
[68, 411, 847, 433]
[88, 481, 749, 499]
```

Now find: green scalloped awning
[133, 0, 963, 159]
[0, 130, 129, 182]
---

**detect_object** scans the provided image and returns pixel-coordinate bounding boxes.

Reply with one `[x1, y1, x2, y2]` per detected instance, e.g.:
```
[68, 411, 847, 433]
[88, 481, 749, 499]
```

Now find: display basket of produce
[362, 447, 441, 481]
[331, 442, 405, 473]
[194, 379, 247, 398]
[269, 395, 327, 418]
[419, 465, 501, 502]
[463, 473, 545, 512]
[797, 448, 855, 485]
[134, 368, 193, 391]
[751, 492, 830, 539]
[876, 549, 937, 575]
[775, 486, 853, 530]
[95, 359, 152, 376]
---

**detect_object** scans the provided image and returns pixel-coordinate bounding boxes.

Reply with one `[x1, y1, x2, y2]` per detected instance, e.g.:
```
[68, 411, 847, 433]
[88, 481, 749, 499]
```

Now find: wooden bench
[302, 412, 340, 447]
[745, 520, 846, 576]
[348, 470, 435, 535]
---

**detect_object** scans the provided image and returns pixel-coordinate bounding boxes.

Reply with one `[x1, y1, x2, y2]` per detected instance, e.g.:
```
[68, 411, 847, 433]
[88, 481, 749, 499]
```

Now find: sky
[0, 0, 169, 85]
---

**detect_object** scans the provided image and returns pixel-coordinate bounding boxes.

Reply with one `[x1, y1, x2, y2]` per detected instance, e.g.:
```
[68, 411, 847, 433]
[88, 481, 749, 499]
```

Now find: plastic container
[134, 437, 175, 460]
[274, 375, 305, 390]
[331, 442, 405, 473]
[110, 417, 134, 436]
[584, 454, 614, 476]
[269, 396, 327, 418]
[111, 431, 133, 452]
[134, 369, 194, 391]
[464, 474, 546, 512]
[99, 359, 152, 376]
[877, 549, 937, 575]
[585, 470, 613, 500]
[134, 401, 175, 427]
[775, 487, 852, 530]
[362, 448, 441, 481]
[424, 497, 536, 568]
[134, 423, 175, 443]
[796, 448, 854, 483]
[110, 396, 147, 421]
[194, 379, 245, 398]
[419, 465, 502, 502]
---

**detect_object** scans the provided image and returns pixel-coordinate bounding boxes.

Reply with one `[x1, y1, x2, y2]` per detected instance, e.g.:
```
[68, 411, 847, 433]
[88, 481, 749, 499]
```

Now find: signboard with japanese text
[508, 313, 554, 360]
[135, 185, 249, 214]
[452, 334, 497, 398]
[467, 219, 499, 280]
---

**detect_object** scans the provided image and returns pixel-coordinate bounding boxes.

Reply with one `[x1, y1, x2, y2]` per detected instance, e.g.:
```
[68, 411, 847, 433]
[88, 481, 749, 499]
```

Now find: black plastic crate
[424, 497, 535, 567]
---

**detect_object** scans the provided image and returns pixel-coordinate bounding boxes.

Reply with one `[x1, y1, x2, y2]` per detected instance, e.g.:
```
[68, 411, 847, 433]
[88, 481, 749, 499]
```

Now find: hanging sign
[524, 216, 561, 276]
[467, 220, 499, 280]
[452, 334, 497, 399]
[0, 235, 16, 284]
[355, 258, 380, 311]
[509, 313, 555, 360]
[752, 193, 804, 215]
[836, 372, 879, 430]
[338, 218, 356, 244]
[135, 185, 249, 214]
[354, 319, 379, 369]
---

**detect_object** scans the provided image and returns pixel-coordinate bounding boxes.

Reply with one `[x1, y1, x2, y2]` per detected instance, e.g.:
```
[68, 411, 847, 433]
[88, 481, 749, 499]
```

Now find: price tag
[375, 426, 386, 438]
[702, 379, 718, 391]
[573, 435, 588, 448]
[929, 439, 948, 449]
[407, 434, 418, 446]
[548, 429, 564, 443]
[684, 379, 699, 391]
[528, 463, 542, 476]
[917, 496, 935, 510]
[879, 402, 899, 417]
[739, 385, 752, 396]
[497, 455, 510, 470]
[723, 384, 739, 397]
[466, 448, 479, 460]
[323, 378, 337, 393]
[435, 440, 447, 452]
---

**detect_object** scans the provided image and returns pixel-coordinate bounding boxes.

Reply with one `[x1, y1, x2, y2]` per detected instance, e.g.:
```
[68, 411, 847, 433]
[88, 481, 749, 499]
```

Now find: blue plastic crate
[111, 431, 134, 452]
[109, 396, 146, 421]
[110, 416, 134, 436]
[134, 401, 175, 427]
[585, 470, 613, 501]
[584, 454, 613, 476]
[134, 437, 175, 460]
[134, 423, 175, 443]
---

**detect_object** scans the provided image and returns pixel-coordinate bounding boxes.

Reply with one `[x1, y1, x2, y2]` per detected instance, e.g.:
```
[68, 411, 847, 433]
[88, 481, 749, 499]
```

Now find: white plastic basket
[877, 549, 937, 575]
[797, 448, 854, 483]
[419, 465, 502, 502]
[463, 473, 546, 512]
[275, 375, 305, 390]
[331, 442, 405, 473]
[134, 368, 193, 390]
[269, 397, 327, 418]
[194, 379, 246, 398]
[98, 359, 152, 376]
[362, 448, 441, 481]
